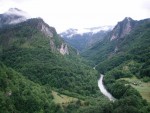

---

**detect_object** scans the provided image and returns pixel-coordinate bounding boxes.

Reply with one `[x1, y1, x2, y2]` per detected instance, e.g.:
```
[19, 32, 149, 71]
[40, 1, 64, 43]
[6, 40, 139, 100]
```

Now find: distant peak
[123, 17, 133, 21]
[5, 8, 31, 19]
[110, 17, 136, 41]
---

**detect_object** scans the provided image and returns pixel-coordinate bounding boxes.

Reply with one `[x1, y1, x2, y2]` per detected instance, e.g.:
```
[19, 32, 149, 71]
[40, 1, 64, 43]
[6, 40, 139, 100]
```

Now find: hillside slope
[81, 17, 150, 113]
[0, 13, 110, 112]
[82, 18, 150, 78]
[0, 62, 57, 113]
[0, 18, 100, 96]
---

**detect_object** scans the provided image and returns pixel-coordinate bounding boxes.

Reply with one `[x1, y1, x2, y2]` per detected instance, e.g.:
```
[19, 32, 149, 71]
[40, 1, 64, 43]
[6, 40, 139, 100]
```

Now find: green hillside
[81, 19, 150, 113]
[0, 18, 100, 96]
[0, 18, 111, 113]
[0, 62, 56, 113]
[82, 19, 150, 78]
[1, 16, 150, 113]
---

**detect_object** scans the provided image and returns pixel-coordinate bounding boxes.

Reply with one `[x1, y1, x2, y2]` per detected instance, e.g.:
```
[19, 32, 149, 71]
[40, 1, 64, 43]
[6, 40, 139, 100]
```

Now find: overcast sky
[0, 0, 150, 32]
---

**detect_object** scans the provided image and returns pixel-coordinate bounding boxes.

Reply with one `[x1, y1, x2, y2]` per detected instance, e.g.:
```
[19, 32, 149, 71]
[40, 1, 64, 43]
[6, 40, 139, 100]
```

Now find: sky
[0, 0, 150, 33]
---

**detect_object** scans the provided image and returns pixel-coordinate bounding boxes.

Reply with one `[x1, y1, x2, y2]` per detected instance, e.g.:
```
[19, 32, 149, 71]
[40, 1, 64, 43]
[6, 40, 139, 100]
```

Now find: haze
[0, 0, 150, 33]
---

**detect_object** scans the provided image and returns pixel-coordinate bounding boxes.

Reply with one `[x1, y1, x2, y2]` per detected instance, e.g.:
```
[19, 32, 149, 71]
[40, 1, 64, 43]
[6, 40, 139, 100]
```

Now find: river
[98, 74, 115, 101]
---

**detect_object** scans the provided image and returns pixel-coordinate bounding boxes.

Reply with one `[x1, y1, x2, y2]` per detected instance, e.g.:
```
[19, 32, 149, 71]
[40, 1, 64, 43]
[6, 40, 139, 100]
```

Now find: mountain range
[0, 8, 150, 113]
[60, 26, 113, 51]
[0, 8, 103, 113]
[82, 17, 150, 67]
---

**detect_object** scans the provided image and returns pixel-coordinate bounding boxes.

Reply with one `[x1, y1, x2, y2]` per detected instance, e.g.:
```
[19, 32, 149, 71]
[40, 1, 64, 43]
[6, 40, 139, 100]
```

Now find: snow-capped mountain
[60, 26, 114, 51]
[0, 8, 31, 27]
[60, 26, 114, 38]
[5, 8, 30, 18]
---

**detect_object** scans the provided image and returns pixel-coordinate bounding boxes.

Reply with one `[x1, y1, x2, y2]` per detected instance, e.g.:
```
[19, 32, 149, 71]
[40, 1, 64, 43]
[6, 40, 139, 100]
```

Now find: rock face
[32, 18, 69, 55]
[31, 18, 69, 55]
[59, 43, 69, 55]
[0, 8, 70, 55]
[110, 17, 136, 41]
[35, 18, 55, 37]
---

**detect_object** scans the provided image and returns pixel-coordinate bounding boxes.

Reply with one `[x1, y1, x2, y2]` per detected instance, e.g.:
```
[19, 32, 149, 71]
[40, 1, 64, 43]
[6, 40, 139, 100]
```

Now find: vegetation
[0, 18, 109, 112]
[52, 90, 78, 104]
[0, 18, 100, 96]
[0, 62, 60, 113]
[81, 19, 150, 112]
[119, 77, 150, 102]
[62, 31, 108, 52]
[101, 73, 150, 113]
[0, 16, 150, 113]
[82, 19, 150, 78]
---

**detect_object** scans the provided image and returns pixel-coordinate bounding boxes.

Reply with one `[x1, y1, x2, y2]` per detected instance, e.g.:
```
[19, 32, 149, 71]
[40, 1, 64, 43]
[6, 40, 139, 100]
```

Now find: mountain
[0, 8, 30, 28]
[81, 17, 150, 112]
[60, 26, 113, 52]
[110, 17, 136, 41]
[0, 8, 109, 113]
[60, 26, 113, 38]
[0, 16, 71, 55]
[82, 17, 150, 76]
[0, 8, 71, 55]
[1, 8, 150, 113]
[0, 17, 98, 92]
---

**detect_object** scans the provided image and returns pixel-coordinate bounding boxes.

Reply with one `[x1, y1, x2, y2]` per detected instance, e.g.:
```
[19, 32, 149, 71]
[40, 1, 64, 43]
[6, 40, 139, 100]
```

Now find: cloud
[142, 0, 150, 11]
[0, 0, 149, 32]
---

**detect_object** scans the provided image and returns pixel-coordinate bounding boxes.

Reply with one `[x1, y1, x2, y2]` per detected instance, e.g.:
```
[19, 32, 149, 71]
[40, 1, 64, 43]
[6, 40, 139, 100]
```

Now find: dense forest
[0, 18, 109, 113]
[81, 19, 150, 112]
[0, 16, 150, 113]
[82, 19, 150, 79]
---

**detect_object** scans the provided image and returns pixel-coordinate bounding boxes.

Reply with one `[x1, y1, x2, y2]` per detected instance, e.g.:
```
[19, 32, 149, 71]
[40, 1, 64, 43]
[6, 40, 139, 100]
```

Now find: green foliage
[142, 76, 150, 82]
[0, 18, 99, 97]
[102, 73, 150, 113]
[140, 60, 150, 77]
[80, 20, 150, 113]
[1, 17, 150, 113]
[82, 20, 150, 79]
[1, 46, 99, 96]
[0, 62, 66, 113]
[0, 18, 108, 113]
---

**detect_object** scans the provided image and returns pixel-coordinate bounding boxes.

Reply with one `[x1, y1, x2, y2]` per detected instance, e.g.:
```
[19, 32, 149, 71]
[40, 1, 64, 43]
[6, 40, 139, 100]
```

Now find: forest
[0, 18, 150, 113]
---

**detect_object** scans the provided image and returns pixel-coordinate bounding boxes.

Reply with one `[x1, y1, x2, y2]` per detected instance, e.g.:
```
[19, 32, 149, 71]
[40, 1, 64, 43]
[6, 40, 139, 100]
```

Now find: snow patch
[60, 25, 114, 39]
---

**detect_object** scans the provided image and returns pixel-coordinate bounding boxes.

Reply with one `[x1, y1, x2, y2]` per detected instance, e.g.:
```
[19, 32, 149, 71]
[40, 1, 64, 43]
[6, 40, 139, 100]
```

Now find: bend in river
[98, 74, 115, 101]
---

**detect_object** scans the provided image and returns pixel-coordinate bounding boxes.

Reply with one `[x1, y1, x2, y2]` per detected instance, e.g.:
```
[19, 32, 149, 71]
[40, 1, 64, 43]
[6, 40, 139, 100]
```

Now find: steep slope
[0, 17, 100, 97]
[0, 18, 72, 55]
[82, 17, 150, 77]
[0, 10, 112, 112]
[60, 26, 113, 52]
[81, 17, 150, 113]
[0, 62, 58, 113]
[110, 17, 136, 41]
